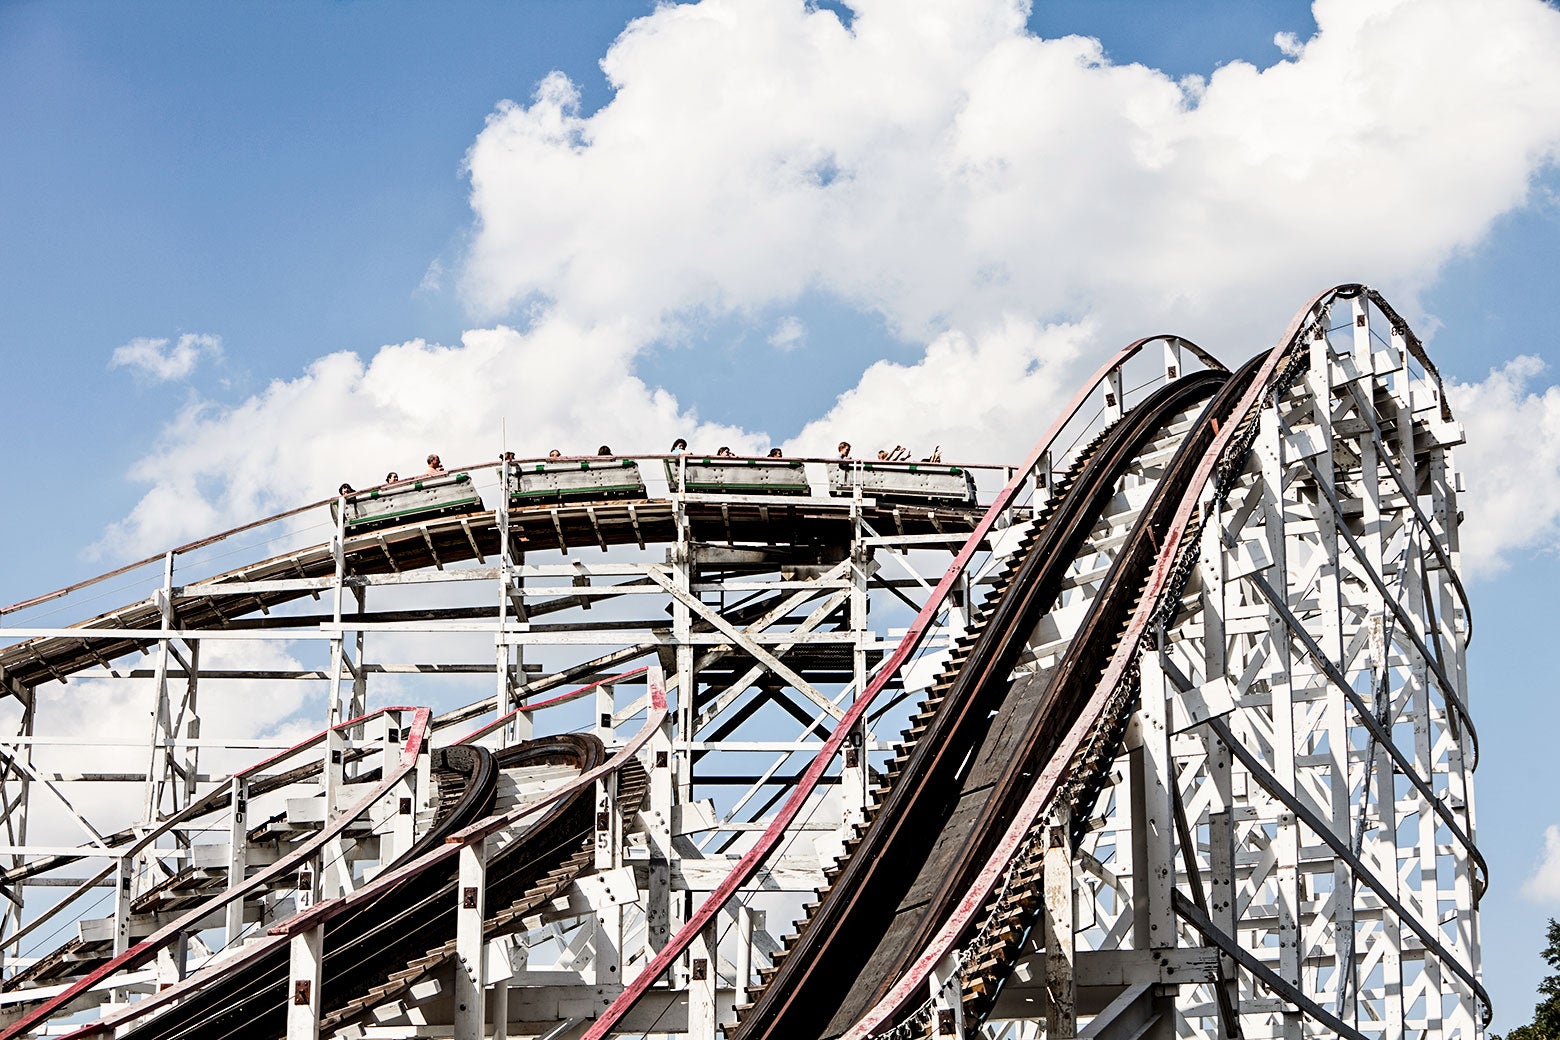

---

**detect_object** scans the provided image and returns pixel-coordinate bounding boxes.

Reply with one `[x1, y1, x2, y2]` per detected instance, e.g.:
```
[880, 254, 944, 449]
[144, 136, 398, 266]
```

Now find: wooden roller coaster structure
[0, 286, 1482, 1039]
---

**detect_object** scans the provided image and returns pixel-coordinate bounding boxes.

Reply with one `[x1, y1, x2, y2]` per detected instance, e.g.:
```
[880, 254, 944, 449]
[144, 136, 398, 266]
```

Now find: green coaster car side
[506, 458, 648, 505]
[665, 458, 811, 496]
[335, 472, 483, 531]
[826, 460, 976, 505]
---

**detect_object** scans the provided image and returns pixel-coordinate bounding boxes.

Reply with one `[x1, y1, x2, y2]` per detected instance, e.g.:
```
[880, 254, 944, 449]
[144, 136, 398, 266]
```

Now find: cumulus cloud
[788, 315, 1088, 462]
[98, 0, 1560, 571]
[1522, 824, 1560, 904]
[1447, 357, 1560, 579]
[462, 0, 1560, 342]
[110, 332, 222, 382]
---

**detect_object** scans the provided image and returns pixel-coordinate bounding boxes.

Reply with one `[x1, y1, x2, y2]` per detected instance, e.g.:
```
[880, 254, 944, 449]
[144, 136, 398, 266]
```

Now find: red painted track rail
[582, 335, 1229, 1040]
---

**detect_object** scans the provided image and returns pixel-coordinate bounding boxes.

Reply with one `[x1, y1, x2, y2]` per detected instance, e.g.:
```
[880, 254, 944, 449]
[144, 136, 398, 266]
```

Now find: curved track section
[120, 735, 637, 1040]
[0, 743, 491, 994]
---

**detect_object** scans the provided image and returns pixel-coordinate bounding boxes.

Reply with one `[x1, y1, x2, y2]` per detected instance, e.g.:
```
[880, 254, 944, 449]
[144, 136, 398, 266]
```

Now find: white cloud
[787, 315, 1088, 463]
[1521, 824, 1560, 904]
[461, 0, 1560, 342]
[768, 315, 806, 351]
[1447, 357, 1560, 580]
[96, 0, 1560, 570]
[110, 333, 222, 382]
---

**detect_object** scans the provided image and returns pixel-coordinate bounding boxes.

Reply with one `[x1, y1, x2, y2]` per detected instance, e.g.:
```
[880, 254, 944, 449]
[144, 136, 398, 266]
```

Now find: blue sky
[3, 0, 1560, 1030]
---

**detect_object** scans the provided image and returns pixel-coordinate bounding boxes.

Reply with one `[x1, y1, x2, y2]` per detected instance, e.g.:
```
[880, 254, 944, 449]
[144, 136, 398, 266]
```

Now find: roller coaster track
[582, 285, 1484, 1040]
[119, 736, 646, 1040]
[727, 367, 1237, 1038]
[0, 286, 1484, 1039]
[2, 681, 665, 1040]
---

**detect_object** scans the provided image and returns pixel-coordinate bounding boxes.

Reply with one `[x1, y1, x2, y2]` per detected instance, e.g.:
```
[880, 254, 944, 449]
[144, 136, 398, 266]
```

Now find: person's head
[338, 483, 354, 496]
[837, 441, 851, 457]
[597, 445, 612, 456]
[671, 438, 688, 452]
[548, 449, 562, 458]
[767, 448, 782, 458]
[426, 453, 443, 470]
[716, 446, 733, 457]
[385, 471, 398, 483]
[877, 450, 889, 460]
[501, 451, 516, 462]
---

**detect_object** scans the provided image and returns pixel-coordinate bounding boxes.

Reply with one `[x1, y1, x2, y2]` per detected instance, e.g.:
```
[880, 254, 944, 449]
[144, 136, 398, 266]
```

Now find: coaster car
[665, 457, 811, 496]
[827, 461, 977, 505]
[506, 458, 648, 505]
[337, 472, 483, 531]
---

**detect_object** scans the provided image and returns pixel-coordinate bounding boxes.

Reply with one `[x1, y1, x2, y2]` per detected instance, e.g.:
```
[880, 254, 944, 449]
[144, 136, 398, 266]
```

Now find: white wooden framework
[0, 289, 1481, 1040]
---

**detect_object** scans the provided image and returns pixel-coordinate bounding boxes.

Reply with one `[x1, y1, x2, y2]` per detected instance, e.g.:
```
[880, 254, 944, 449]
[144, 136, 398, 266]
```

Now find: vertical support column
[1162, 336, 1184, 381]
[186, 645, 202, 802]
[595, 679, 616, 745]
[225, 774, 249, 946]
[1102, 366, 1124, 423]
[455, 838, 488, 1040]
[382, 710, 416, 866]
[287, 923, 324, 1040]
[1208, 801, 1239, 1020]
[1430, 426, 1481, 1035]
[142, 551, 176, 822]
[139, 551, 178, 902]
[324, 503, 348, 820]
[672, 514, 697, 806]
[1379, 326, 1417, 1036]
[1258, 393, 1302, 1039]
[688, 917, 719, 1040]
[496, 455, 512, 747]
[152, 929, 191, 993]
[668, 493, 695, 962]
[1351, 297, 1374, 380]
[1360, 393, 1406, 1035]
[929, 951, 966, 1039]
[843, 522, 872, 836]
[0, 676, 34, 961]
[1043, 812, 1076, 1039]
[113, 854, 133, 958]
[322, 503, 353, 901]
[734, 905, 757, 1010]
[492, 978, 509, 1040]
[1132, 652, 1174, 954]
[1034, 449, 1055, 509]
[593, 699, 624, 990]
[495, 460, 529, 748]
[645, 719, 674, 957]
[349, 588, 368, 725]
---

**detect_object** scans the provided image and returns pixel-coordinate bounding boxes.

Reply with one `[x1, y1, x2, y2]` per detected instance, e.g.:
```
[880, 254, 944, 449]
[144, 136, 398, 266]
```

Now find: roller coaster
[0, 285, 1482, 1039]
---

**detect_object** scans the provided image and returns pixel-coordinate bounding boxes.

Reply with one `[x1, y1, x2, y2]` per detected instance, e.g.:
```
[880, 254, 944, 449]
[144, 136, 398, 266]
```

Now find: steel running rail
[581, 335, 1227, 1040]
[843, 282, 1488, 1038]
